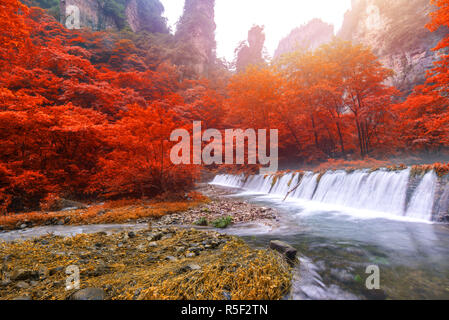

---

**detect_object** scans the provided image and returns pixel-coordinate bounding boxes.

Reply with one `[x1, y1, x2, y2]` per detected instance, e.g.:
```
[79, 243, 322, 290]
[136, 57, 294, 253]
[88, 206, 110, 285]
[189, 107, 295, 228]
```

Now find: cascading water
[211, 174, 245, 188]
[211, 168, 445, 222]
[405, 171, 438, 221]
[312, 169, 410, 216]
[291, 172, 318, 200]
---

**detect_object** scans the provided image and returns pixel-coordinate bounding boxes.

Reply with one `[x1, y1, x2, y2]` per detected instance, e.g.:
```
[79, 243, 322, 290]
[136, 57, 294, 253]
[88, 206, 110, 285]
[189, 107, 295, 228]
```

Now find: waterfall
[405, 171, 437, 221]
[211, 174, 245, 188]
[292, 172, 318, 200]
[311, 169, 410, 216]
[435, 182, 449, 221]
[211, 168, 445, 222]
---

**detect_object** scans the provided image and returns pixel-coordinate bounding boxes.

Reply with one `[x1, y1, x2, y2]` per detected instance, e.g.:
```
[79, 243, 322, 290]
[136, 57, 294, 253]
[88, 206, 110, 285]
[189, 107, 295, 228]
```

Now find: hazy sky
[160, 0, 353, 61]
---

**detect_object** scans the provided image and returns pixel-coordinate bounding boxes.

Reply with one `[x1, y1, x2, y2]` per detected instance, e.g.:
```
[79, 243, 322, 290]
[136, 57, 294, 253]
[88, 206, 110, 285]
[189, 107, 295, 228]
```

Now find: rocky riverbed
[0, 185, 279, 232]
[0, 183, 293, 300]
[156, 198, 278, 228]
[0, 227, 292, 300]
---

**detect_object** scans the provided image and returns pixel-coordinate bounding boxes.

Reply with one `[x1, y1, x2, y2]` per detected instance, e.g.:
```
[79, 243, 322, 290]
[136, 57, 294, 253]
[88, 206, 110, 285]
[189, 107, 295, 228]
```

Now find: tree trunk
[336, 119, 345, 157]
[355, 118, 365, 158]
[311, 115, 319, 149]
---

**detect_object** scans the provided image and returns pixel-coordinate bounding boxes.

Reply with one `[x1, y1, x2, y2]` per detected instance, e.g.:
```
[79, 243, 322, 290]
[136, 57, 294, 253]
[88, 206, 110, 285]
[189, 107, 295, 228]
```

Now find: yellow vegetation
[0, 228, 292, 300]
[0, 195, 208, 230]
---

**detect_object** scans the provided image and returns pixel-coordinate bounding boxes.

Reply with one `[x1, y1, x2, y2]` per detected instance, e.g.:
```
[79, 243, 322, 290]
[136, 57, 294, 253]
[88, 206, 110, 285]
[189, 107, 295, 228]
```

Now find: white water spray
[211, 168, 442, 222]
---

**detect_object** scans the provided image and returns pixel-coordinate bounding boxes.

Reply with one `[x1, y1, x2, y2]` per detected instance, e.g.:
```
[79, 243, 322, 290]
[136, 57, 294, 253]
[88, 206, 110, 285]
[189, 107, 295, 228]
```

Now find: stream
[210, 170, 449, 300]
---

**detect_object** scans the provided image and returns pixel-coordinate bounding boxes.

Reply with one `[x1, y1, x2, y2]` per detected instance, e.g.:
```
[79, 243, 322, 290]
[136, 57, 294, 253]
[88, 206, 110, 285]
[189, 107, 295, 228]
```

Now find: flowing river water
[1, 168, 449, 300]
[211, 169, 449, 300]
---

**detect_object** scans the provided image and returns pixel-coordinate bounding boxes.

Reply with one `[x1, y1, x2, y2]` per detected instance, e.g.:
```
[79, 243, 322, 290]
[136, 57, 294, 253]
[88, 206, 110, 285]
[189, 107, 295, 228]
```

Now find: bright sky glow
[160, 0, 353, 61]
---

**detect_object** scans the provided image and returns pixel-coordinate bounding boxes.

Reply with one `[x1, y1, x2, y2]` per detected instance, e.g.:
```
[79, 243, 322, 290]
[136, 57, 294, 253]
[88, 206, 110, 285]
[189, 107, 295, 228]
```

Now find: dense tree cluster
[0, 1, 221, 213]
[1, 0, 449, 213]
[226, 0, 449, 165]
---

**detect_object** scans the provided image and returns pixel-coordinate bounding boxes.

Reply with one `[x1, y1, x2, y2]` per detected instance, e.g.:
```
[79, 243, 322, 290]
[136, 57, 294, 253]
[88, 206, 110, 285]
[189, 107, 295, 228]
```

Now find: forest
[1, 0, 449, 214]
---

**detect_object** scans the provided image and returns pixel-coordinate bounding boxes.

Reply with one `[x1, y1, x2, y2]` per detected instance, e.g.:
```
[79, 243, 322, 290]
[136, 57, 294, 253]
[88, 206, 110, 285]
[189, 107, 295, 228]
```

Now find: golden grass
[0, 195, 208, 230]
[119, 240, 292, 300]
[0, 229, 292, 300]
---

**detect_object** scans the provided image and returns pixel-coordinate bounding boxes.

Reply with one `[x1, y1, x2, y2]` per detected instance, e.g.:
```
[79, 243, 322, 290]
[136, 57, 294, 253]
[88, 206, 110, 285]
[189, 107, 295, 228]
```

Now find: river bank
[0, 185, 280, 232]
[0, 227, 292, 300]
[0, 184, 293, 300]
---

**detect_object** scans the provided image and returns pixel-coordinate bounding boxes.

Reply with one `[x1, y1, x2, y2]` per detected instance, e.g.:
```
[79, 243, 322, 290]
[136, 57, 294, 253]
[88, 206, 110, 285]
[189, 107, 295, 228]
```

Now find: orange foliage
[2, 0, 449, 214]
[392, 0, 449, 154]
[226, 40, 398, 165]
[0, 198, 206, 230]
[0, 5, 214, 213]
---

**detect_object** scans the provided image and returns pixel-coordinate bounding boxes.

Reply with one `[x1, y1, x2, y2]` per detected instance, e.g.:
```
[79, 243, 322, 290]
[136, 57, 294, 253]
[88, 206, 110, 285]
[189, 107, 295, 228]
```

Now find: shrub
[211, 216, 232, 229]
[194, 217, 208, 226]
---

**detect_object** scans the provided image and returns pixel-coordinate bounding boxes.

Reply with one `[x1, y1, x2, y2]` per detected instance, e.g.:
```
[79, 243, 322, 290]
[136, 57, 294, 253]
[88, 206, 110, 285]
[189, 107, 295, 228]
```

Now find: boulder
[10, 269, 39, 281]
[178, 264, 202, 274]
[13, 296, 32, 300]
[68, 288, 105, 300]
[269, 240, 297, 264]
[127, 231, 136, 238]
[49, 199, 87, 212]
[0, 279, 11, 287]
[165, 256, 177, 262]
[16, 281, 30, 289]
[186, 264, 201, 271]
[147, 232, 163, 242]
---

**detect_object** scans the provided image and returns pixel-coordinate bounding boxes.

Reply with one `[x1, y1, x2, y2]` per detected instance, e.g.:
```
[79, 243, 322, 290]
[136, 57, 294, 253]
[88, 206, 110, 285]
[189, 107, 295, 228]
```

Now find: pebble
[15, 281, 30, 289]
[187, 264, 201, 271]
[13, 296, 32, 300]
[128, 231, 136, 238]
[165, 256, 177, 262]
[68, 288, 105, 300]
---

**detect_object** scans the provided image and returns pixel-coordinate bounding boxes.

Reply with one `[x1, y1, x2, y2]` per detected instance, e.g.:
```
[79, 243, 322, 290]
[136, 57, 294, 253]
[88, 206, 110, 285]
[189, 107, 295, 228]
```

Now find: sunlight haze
[160, 0, 353, 61]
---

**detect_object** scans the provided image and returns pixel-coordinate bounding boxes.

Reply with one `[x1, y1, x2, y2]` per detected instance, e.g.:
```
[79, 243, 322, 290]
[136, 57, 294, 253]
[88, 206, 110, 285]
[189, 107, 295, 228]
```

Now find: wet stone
[68, 288, 105, 301]
[128, 231, 136, 238]
[165, 256, 177, 262]
[10, 269, 39, 281]
[15, 281, 30, 289]
[13, 296, 32, 300]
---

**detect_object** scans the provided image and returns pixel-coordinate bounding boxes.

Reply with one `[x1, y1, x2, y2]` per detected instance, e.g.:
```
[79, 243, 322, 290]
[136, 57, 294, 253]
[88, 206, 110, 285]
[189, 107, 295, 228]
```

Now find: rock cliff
[175, 0, 216, 77]
[274, 0, 448, 96]
[236, 25, 266, 72]
[338, 0, 449, 96]
[274, 19, 334, 60]
[58, 0, 167, 32]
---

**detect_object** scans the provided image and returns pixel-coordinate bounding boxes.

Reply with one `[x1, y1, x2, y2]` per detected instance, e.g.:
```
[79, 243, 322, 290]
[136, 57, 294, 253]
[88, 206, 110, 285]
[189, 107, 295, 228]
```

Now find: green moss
[211, 216, 232, 229]
[97, 0, 128, 29]
[28, 0, 60, 20]
[194, 217, 208, 226]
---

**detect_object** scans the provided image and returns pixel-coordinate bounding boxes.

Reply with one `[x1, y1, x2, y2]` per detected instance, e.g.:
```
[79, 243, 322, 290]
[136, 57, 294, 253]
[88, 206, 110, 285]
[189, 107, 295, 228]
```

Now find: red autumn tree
[91, 102, 198, 199]
[393, 0, 449, 154]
